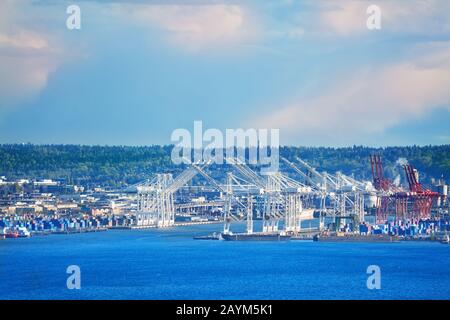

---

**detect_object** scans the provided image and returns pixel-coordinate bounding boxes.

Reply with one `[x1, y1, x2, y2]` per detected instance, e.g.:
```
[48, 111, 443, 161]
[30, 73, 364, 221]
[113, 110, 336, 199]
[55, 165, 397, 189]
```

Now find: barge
[313, 232, 400, 242]
[221, 232, 291, 241]
[193, 232, 221, 240]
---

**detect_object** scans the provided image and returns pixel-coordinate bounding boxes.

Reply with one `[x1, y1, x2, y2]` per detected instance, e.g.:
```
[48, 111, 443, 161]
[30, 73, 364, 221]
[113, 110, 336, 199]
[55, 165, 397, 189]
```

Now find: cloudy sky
[0, 0, 449, 146]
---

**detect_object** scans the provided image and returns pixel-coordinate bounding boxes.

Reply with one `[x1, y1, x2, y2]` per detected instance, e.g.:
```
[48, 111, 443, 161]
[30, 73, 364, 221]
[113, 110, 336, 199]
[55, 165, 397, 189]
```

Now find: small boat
[17, 227, 31, 238]
[441, 235, 450, 244]
[4, 231, 19, 239]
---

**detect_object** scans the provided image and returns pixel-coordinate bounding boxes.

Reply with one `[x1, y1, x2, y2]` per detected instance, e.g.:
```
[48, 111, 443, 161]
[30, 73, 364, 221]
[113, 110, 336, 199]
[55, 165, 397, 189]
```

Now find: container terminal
[1, 155, 449, 243]
[177, 156, 448, 243]
[129, 155, 449, 243]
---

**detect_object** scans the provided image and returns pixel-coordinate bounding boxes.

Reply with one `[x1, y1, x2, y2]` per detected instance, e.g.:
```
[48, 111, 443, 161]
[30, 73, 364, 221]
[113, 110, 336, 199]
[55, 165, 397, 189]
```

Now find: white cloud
[0, 48, 59, 110]
[316, 0, 450, 36]
[252, 42, 450, 144]
[113, 4, 259, 52]
[0, 1, 63, 113]
[319, 1, 367, 36]
[0, 30, 48, 49]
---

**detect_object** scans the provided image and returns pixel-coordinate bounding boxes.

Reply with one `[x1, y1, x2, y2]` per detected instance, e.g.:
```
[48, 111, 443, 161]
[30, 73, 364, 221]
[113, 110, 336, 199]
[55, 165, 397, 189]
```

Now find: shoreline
[15, 220, 224, 237]
[2, 221, 446, 244]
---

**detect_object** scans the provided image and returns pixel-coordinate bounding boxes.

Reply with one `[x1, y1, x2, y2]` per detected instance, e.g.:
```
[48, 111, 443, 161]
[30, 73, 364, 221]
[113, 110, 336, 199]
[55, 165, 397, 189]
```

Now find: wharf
[314, 233, 400, 242]
[32, 228, 108, 236]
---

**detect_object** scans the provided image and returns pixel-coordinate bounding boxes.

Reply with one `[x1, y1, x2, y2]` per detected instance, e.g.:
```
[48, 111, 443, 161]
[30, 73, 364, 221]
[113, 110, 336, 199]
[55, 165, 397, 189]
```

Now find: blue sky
[0, 0, 449, 146]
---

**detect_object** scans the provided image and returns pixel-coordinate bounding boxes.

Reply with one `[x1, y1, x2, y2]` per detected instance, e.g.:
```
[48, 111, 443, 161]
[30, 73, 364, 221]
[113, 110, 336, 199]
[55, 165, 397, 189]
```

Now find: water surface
[1, 223, 449, 299]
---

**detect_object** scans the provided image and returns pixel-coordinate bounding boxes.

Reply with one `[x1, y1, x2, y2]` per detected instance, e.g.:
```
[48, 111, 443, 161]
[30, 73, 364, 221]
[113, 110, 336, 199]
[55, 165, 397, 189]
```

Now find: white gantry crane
[134, 155, 372, 232]
[136, 165, 200, 227]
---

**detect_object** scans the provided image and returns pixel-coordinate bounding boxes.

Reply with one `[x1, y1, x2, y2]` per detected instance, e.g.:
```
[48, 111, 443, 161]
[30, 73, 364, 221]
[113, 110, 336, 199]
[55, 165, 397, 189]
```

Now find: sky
[0, 0, 449, 147]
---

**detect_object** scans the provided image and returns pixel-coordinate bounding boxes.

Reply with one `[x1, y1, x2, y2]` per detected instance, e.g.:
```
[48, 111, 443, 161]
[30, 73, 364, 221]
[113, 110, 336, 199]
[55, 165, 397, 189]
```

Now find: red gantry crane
[370, 155, 394, 223]
[402, 164, 440, 220]
[370, 155, 391, 192]
[370, 155, 441, 223]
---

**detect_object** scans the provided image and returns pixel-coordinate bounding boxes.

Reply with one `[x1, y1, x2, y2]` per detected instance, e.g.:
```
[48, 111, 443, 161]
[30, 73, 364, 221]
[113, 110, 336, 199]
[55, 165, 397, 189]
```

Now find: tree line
[0, 144, 448, 188]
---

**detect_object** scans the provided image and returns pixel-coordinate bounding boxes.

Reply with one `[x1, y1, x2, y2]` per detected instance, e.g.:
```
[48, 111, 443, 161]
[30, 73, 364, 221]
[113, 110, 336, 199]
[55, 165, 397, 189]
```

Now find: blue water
[0, 223, 449, 300]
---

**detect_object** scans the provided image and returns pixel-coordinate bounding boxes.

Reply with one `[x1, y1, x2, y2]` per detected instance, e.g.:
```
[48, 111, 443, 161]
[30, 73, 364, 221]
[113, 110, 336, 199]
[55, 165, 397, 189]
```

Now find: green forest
[0, 144, 449, 188]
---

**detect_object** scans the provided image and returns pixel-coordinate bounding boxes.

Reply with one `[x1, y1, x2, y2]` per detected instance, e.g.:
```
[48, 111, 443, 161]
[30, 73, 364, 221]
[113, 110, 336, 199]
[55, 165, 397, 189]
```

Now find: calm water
[0, 223, 449, 300]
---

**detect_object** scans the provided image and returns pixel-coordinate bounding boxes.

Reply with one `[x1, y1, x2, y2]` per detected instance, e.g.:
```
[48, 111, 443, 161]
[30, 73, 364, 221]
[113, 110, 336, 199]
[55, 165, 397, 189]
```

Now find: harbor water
[0, 223, 449, 300]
